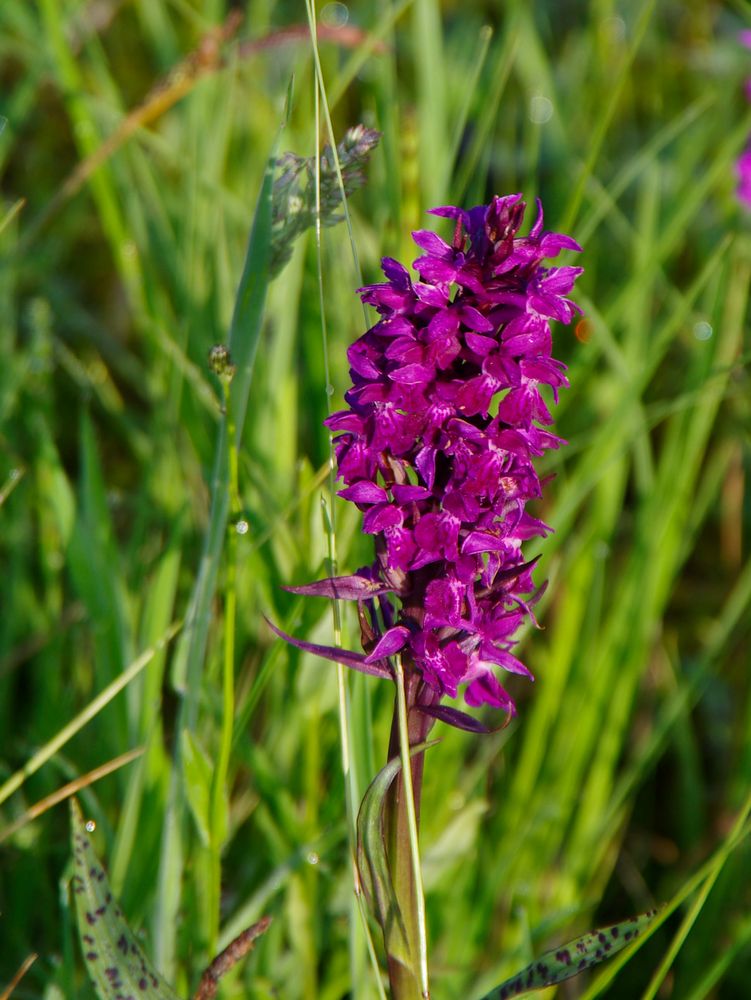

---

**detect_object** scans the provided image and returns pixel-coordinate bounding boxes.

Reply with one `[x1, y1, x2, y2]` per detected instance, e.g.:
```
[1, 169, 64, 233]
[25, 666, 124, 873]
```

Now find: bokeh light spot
[321, 3, 348, 27]
[575, 319, 593, 343]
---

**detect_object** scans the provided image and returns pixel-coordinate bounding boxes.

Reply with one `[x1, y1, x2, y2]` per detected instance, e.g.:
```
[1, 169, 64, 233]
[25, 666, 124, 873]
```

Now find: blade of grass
[561, 0, 658, 231]
[327, 0, 416, 111]
[0, 747, 144, 846]
[153, 100, 281, 976]
[0, 953, 37, 1000]
[0, 623, 179, 808]
[411, 0, 448, 206]
[579, 791, 751, 999]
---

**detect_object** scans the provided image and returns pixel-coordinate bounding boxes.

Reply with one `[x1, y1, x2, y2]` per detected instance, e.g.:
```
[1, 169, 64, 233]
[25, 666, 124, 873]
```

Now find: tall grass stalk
[305, 5, 385, 993]
[393, 659, 429, 998]
[154, 136, 277, 977]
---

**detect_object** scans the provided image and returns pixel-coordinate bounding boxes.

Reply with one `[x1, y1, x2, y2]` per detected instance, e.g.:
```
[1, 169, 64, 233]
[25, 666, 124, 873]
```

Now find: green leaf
[477, 909, 659, 999]
[180, 729, 214, 847]
[155, 116, 281, 973]
[69, 799, 181, 1000]
[355, 742, 438, 962]
[170, 120, 278, 709]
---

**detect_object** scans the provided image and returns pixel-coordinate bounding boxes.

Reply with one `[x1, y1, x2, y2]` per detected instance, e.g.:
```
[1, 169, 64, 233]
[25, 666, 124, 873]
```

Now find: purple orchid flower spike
[272, 195, 582, 730]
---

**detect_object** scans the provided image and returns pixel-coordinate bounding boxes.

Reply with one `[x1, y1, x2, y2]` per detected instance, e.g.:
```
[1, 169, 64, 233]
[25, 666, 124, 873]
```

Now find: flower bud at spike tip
[278, 196, 582, 721]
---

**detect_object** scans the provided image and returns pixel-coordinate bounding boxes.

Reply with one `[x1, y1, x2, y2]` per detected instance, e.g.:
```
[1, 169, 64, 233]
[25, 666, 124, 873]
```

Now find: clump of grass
[1, 3, 750, 999]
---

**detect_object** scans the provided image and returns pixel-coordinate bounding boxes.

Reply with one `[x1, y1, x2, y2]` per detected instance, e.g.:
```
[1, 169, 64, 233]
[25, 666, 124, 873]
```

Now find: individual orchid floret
[273, 195, 582, 729]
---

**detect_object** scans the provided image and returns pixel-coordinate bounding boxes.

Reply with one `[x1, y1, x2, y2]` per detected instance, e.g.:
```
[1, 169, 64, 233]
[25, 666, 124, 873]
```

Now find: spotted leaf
[69, 798, 181, 1000]
[477, 909, 659, 999]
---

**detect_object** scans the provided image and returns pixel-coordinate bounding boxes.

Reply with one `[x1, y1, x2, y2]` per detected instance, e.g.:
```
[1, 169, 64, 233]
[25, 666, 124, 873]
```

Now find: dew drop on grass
[529, 95, 554, 124]
[693, 321, 712, 341]
[321, 2, 348, 27]
[307, 851, 320, 866]
[326, 383, 335, 397]
[235, 519, 249, 535]
[85, 820, 96, 833]
[603, 15, 627, 44]
[9, 468, 20, 481]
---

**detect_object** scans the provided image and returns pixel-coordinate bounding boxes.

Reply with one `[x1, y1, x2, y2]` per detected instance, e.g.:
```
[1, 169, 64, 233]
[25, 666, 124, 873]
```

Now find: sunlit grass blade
[153, 105, 281, 973]
[411, 0, 448, 206]
[682, 912, 751, 1000]
[170, 107, 280, 716]
[579, 784, 751, 999]
[20, 14, 243, 253]
[0, 953, 37, 1000]
[0, 623, 180, 808]
[561, 0, 658, 231]
[0, 748, 143, 847]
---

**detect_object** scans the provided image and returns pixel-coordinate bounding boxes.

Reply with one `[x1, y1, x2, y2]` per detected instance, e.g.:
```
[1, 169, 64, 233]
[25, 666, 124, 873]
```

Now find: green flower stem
[384, 663, 432, 999]
[208, 375, 240, 955]
[305, 23, 384, 991]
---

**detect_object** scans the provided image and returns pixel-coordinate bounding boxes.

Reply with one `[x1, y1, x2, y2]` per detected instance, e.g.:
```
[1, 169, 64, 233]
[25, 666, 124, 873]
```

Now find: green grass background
[1, 1, 751, 997]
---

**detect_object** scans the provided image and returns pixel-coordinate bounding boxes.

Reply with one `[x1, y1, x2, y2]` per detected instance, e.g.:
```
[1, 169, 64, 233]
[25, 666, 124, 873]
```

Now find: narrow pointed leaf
[69, 799, 181, 1000]
[283, 574, 394, 600]
[265, 618, 392, 678]
[356, 742, 439, 950]
[477, 909, 658, 999]
[173, 127, 277, 703]
[415, 702, 492, 734]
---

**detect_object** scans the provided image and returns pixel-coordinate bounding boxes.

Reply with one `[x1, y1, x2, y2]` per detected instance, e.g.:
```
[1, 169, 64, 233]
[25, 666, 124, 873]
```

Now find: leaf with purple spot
[69, 798, 181, 1000]
[476, 909, 659, 998]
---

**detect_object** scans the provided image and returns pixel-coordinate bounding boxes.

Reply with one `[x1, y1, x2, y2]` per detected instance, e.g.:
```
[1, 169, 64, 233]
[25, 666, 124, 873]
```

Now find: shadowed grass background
[1, 1, 750, 997]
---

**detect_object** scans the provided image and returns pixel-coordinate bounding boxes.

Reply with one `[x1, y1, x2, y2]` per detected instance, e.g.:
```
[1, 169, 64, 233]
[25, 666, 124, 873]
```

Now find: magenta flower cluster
[274, 195, 581, 722]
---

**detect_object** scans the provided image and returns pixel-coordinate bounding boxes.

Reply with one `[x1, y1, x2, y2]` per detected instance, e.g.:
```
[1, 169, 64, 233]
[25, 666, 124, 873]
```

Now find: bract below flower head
[295, 197, 581, 721]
